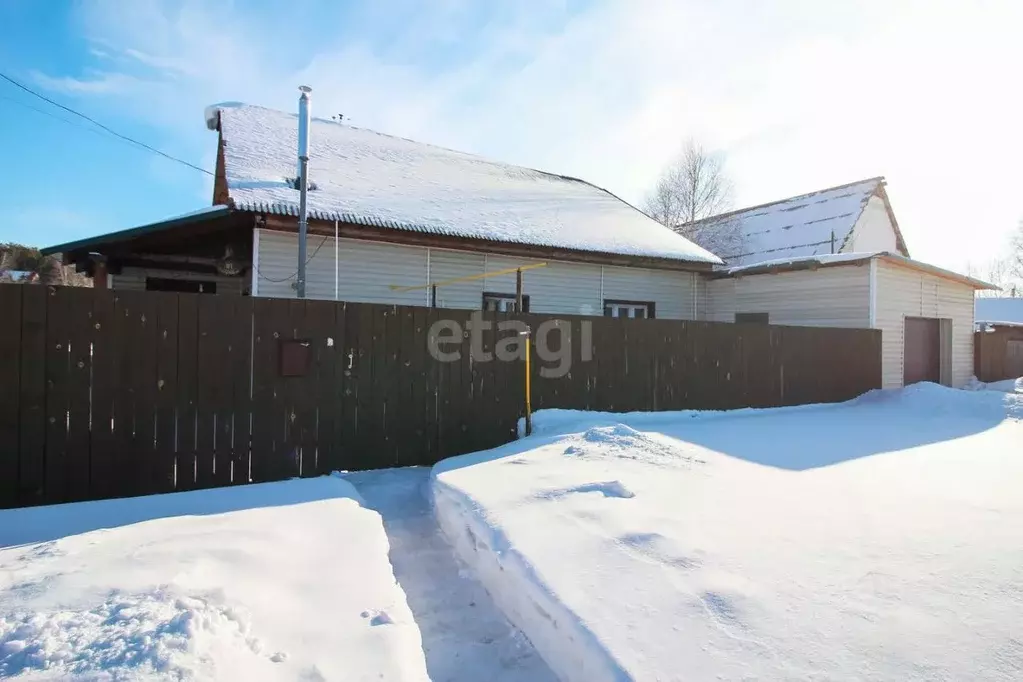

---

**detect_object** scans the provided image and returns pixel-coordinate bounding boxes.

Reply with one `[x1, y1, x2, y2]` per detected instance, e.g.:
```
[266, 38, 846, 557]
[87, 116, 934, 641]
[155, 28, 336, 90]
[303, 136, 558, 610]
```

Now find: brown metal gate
[904, 317, 941, 385]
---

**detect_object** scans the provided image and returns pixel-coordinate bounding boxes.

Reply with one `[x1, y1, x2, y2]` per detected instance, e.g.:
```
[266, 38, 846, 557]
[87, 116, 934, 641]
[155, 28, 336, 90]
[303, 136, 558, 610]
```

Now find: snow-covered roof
[975, 297, 1023, 325]
[720, 251, 880, 276]
[718, 251, 997, 290]
[690, 178, 897, 266]
[205, 103, 721, 265]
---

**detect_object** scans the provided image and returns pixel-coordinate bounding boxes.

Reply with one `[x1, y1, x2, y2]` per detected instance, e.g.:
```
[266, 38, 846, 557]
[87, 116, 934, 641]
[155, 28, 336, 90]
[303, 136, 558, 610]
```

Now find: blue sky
[1, 0, 1021, 274]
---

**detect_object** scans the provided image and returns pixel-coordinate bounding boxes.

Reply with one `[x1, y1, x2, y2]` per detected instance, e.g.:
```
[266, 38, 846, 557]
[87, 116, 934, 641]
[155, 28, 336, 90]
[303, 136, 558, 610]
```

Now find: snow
[966, 375, 1023, 393]
[976, 297, 1023, 324]
[434, 383, 1023, 681]
[718, 251, 992, 290]
[346, 468, 557, 682]
[695, 177, 882, 265]
[207, 103, 721, 264]
[0, 477, 430, 681]
[719, 250, 879, 275]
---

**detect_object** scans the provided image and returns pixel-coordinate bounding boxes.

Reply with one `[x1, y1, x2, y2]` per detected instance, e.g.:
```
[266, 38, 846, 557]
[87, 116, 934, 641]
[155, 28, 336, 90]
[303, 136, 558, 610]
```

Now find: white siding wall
[701, 279, 735, 322]
[256, 229, 429, 305]
[701, 266, 871, 327]
[254, 229, 698, 318]
[874, 260, 975, 388]
[846, 195, 898, 253]
[110, 266, 247, 295]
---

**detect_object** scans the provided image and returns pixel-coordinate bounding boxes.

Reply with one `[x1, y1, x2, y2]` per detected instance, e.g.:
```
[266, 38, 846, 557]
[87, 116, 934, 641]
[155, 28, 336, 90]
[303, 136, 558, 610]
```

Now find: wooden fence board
[0, 286, 22, 507]
[65, 287, 94, 502]
[43, 286, 71, 504]
[249, 297, 276, 483]
[329, 302, 349, 472]
[339, 303, 365, 470]
[230, 296, 254, 484]
[88, 290, 117, 501]
[176, 294, 199, 489]
[132, 292, 160, 496]
[305, 299, 337, 477]
[154, 293, 179, 493]
[17, 286, 47, 506]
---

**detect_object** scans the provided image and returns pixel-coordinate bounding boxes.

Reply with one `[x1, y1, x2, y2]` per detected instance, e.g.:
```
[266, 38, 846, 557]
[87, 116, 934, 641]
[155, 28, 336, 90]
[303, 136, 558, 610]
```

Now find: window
[482, 292, 529, 313]
[603, 300, 654, 319]
[735, 312, 769, 324]
[146, 277, 218, 294]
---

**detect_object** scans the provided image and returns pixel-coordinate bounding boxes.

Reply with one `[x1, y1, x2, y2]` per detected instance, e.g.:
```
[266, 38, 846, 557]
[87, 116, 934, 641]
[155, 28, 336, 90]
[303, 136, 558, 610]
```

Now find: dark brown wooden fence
[0, 285, 881, 508]
[975, 327, 1023, 382]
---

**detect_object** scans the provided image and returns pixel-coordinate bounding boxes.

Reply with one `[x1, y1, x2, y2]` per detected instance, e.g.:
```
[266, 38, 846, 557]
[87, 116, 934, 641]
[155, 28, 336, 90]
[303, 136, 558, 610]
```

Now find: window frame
[146, 276, 218, 294]
[603, 299, 655, 319]
[482, 291, 530, 313]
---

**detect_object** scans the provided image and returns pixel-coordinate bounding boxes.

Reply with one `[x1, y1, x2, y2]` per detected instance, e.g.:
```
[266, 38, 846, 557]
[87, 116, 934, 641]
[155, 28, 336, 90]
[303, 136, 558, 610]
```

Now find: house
[43, 102, 720, 319]
[687, 177, 910, 265]
[41, 99, 994, 388]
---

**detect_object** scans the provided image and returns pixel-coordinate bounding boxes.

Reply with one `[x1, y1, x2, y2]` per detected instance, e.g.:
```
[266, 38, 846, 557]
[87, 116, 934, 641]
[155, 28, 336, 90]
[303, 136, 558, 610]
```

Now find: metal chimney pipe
[296, 85, 312, 298]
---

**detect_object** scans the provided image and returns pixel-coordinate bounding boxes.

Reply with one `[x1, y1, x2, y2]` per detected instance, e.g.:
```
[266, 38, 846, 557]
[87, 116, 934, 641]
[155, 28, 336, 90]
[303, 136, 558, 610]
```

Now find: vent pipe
[296, 85, 312, 298]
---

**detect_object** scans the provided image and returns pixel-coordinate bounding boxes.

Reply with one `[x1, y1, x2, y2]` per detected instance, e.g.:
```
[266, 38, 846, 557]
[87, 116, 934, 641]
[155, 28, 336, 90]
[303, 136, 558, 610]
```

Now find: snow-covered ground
[434, 383, 1023, 681]
[0, 477, 430, 681]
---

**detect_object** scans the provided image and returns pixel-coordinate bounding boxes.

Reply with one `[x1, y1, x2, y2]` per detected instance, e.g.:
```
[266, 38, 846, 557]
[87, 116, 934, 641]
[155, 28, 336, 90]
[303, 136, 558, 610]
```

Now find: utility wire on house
[256, 235, 330, 283]
[0, 72, 213, 176]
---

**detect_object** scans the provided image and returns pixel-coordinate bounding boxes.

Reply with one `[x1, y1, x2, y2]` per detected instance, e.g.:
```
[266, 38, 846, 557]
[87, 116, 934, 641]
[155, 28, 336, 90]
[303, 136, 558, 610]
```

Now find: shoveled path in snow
[348, 467, 558, 682]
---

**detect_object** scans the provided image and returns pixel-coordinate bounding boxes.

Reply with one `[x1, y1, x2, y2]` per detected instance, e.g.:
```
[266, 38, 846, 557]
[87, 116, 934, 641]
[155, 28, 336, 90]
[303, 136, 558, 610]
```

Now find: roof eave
[712, 252, 999, 290]
[41, 205, 233, 257]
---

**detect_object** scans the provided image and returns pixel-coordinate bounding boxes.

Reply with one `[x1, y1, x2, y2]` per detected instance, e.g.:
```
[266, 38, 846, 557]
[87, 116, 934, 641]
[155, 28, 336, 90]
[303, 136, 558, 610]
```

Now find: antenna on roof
[296, 85, 312, 299]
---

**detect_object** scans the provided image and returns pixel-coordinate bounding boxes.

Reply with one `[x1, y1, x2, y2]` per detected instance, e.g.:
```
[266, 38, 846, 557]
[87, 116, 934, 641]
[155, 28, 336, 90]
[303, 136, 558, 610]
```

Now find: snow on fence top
[207, 103, 721, 265]
[689, 177, 884, 266]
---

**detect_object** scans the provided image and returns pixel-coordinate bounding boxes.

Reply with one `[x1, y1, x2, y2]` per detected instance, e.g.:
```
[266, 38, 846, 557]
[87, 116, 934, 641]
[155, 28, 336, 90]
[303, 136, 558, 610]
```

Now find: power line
[0, 71, 213, 176]
[0, 94, 136, 146]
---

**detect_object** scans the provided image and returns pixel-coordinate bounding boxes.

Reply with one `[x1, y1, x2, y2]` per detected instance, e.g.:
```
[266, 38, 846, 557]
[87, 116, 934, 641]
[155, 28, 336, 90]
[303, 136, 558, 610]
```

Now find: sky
[0, 0, 1020, 273]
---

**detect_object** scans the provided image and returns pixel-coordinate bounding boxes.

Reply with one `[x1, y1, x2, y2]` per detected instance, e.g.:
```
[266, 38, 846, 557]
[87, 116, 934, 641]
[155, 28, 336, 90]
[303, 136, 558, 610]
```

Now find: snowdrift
[434, 383, 1023, 681]
[0, 477, 430, 681]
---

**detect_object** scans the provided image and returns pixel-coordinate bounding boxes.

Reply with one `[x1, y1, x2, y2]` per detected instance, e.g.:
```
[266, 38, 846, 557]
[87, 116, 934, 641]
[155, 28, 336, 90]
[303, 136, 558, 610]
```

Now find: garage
[903, 317, 941, 385]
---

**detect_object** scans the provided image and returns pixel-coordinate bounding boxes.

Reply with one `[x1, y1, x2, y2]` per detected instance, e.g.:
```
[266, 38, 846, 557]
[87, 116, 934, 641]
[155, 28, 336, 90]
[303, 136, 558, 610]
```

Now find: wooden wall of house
[110, 266, 248, 296]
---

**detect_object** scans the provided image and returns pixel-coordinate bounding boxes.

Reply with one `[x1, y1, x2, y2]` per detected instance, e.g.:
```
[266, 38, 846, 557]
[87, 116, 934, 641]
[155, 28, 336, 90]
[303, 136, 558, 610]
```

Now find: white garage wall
[253, 229, 698, 319]
[700, 266, 871, 327]
[874, 260, 975, 389]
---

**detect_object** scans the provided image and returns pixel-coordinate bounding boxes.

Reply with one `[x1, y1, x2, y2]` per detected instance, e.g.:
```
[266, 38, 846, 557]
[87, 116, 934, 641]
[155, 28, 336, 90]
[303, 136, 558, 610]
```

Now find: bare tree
[1011, 219, 1023, 283]
[643, 139, 743, 256]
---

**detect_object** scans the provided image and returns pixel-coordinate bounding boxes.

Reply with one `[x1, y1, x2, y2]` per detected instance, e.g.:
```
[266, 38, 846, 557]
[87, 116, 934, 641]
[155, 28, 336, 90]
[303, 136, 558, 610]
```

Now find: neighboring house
[41, 100, 993, 388]
[688, 177, 909, 266]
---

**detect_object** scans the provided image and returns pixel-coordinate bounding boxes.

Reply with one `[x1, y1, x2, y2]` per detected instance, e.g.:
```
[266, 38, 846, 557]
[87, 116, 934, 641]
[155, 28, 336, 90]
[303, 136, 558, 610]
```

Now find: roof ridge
[684, 176, 885, 227]
[212, 101, 593, 188]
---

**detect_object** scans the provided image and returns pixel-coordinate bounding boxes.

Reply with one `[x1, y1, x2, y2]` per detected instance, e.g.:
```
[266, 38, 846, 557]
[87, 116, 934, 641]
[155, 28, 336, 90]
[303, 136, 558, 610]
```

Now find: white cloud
[35, 0, 1023, 271]
[31, 70, 143, 94]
